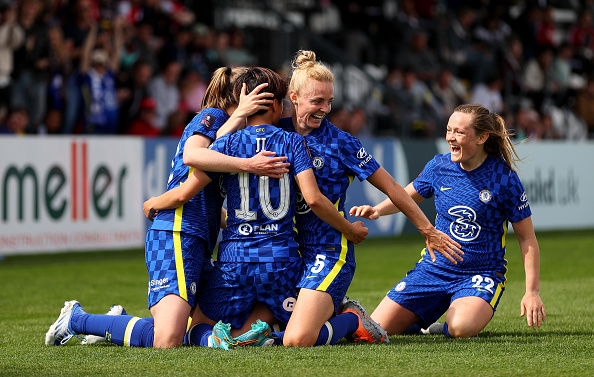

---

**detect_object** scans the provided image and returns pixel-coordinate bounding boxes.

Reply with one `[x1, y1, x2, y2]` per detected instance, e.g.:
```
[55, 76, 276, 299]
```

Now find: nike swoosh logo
[305, 276, 317, 279]
[440, 187, 452, 191]
[477, 288, 488, 292]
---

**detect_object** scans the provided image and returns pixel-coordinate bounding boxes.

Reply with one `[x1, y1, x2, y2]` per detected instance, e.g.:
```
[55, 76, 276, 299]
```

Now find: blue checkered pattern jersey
[150, 108, 228, 253]
[277, 117, 380, 256]
[207, 124, 313, 263]
[413, 154, 532, 273]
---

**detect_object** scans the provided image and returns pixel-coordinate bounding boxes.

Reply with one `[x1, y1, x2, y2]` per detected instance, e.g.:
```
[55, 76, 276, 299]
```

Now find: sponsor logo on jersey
[238, 222, 279, 235]
[479, 189, 493, 203]
[238, 223, 253, 235]
[356, 147, 368, 159]
[518, 191, 530, 211]
[149, 277, 170, 292]
[448, 205, 481, 241]
[395, 281, 406, 291]
[296, 191, 311, 214]
[312, 156, 324, 169]
[200, 114, 214, 129]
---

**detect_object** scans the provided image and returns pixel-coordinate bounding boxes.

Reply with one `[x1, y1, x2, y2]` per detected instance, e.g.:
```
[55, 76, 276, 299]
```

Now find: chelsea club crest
[312, 157, 324, 169]
[479, 190, 493, 203]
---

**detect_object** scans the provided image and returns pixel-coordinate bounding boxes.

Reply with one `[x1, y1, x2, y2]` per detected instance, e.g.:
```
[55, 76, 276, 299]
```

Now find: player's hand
[143, 198, 157, 221]
[345, 221, 368, 244]
[520, 292, 546, 329]
[246, 150, 290, 178]
[349, 205, 380, 220]
[233, 83, 274, 119]
[423, 228, 463, 264]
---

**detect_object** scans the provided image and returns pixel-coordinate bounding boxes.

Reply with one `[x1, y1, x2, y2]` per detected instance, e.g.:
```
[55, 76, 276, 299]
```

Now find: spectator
[567, 9, 594, 74]
[179, 67, 207, 114]
[126, 97, 160, 136]
[219, 28, 257, 67]
[148, 59, 181, 131]
[78, 17, 123, 134]
[430, 68, 467, 128]
[11, 0, 51, 132]
[38, 107, 63, 134]
[536, 6, 557, 49]
[0, 1, 24, 118]
[399, 30, 441, 83]
[0, 106, 28, 134]
[117, 59, 153, 133]
[574, 75, 594, 137]
[523, 46, 556, 109]
[470, 74, 504, 114]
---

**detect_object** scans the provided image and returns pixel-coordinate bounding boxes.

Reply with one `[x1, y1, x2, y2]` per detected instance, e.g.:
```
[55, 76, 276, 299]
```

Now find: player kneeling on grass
[350, 104, 546, 338]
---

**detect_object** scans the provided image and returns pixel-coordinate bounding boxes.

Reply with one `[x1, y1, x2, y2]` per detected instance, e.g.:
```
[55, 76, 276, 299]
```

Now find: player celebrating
[350, 104, 546, 337]
[142, 66, 373, 349]
[45, 66, 288, 348]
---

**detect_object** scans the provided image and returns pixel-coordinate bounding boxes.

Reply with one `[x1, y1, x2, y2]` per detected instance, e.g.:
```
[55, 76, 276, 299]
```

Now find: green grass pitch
[1, 229, 593, 376]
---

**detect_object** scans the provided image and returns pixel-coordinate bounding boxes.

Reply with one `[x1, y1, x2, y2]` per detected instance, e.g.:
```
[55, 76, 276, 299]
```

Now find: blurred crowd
[0, 0, 593, 140]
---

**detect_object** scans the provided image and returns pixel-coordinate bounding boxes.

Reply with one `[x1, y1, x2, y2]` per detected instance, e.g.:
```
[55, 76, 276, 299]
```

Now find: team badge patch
[395, 282, 406, 292]
[190, 282, 197, 295]
[479, 190, 493, 203]
[200, 114, 215, 129]
[312, 156, 324, 169]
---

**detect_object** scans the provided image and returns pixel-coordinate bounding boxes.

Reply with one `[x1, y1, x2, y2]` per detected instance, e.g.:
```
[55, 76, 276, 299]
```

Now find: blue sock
[184, 323, 213, 346]
[443, 322, 452, 337]
[272, 313, 358, 347]
[71, 314, 154, 347]
[315, 312, 359, 346]
[404, 323, 422, 335]
[271, 331, 284, 346]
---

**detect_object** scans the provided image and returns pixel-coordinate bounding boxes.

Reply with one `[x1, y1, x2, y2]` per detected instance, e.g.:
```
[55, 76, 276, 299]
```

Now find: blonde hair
[289, 50, 334, 95]
[454, 104, 521, 171]
[201, 66, 248, 111]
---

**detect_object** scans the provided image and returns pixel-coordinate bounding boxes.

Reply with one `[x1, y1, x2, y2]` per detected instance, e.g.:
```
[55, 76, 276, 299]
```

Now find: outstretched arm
[362, 167, 463, 264]
[349, 182, 424, 219]
[184, 136, 289, 178]
[143, 169, 212, 220]
[295, 169, 368, 244]
[512, 216, 546, 329]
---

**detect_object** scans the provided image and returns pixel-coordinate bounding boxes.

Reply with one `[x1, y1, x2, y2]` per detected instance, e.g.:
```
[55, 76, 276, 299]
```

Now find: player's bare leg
[283, 289, 334, 346]
[150, 294, 192, 348]
[370, 296, 420, 335]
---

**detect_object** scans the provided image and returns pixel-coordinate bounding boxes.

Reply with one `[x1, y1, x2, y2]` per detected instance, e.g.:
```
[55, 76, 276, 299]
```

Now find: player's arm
[183, 136, 289, 178]
[143, 169, 212, 221]
[215, 83, 273, 139]
[512, 216, 546, 329]
[294, 168, 368, 244]
[364, 167, 463, 263]
[349, 182, 424, 219]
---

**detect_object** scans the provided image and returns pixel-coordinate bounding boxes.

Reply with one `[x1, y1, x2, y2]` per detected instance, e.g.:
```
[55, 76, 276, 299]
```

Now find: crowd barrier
[1, 135, 593, 255]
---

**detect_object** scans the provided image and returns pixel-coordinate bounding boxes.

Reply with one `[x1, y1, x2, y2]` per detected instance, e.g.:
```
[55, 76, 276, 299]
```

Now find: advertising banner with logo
[0, 136, 144, 254]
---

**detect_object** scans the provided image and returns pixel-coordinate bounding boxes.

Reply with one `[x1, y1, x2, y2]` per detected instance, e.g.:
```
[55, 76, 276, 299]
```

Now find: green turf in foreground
[1, 230, 593, 377]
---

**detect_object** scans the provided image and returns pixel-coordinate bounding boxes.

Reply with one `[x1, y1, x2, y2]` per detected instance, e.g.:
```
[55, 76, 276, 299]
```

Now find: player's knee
[282, 330, 317, 347]
[446, 322, 480, 338]
[153, 332, 184, 348]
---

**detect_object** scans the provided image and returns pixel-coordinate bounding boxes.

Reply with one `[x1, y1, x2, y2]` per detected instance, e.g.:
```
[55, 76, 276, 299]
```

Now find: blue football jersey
[413, 154, 532, 273]
[278, 117, 380, 257]
[150, 108, 228, 253]
[207, 124, 313, 263]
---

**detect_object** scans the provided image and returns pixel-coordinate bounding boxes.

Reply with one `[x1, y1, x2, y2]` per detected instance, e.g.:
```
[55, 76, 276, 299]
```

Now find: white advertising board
[0, 136, 145, 254]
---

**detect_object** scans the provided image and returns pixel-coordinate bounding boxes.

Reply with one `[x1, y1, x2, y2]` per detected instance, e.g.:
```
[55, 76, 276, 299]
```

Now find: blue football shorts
[145, 229, 212, 309]
[386, 259, 507, 327]
[198, 259, 302, 328]
[297, 246, 356, 312]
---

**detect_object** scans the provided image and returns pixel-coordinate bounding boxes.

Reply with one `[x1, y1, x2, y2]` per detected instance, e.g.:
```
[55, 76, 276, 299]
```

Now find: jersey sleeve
[339, 134, 380, 181]
[412, 157, 437, 199]
[185, 108, 229, 140]
[291, 134, 314, 175]
[502, 170, 532, 223]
